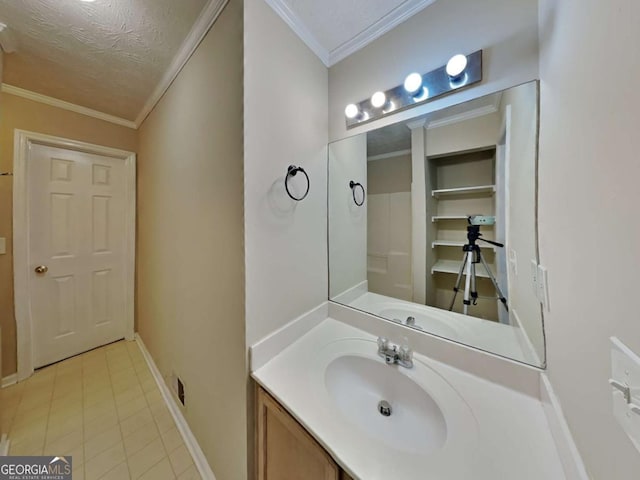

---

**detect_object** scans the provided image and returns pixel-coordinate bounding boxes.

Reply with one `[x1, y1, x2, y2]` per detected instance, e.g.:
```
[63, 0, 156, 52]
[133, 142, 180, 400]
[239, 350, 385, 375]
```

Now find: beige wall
[367, 155, 411, 194]
[136, 1, 246, 479]
[539, 0, 640, 477]
[0, 92, 137, 377]
[244, 0, 328, 347]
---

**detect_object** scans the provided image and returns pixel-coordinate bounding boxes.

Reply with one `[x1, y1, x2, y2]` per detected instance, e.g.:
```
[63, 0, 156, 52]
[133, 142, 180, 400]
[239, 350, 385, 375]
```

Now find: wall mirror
[328, 80, 544, 367]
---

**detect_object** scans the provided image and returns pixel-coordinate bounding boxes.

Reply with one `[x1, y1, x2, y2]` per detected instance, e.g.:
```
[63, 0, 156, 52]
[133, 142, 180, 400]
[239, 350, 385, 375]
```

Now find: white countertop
[252, 317, 566, 480]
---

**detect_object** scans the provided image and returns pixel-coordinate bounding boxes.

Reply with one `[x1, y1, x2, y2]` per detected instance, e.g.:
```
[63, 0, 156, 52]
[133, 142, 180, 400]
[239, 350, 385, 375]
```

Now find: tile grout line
[124, 340, 172, 479]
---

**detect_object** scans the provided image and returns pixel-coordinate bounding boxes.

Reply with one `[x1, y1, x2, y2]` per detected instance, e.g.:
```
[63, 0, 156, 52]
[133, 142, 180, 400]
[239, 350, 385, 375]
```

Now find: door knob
[34, 265, 48, 274]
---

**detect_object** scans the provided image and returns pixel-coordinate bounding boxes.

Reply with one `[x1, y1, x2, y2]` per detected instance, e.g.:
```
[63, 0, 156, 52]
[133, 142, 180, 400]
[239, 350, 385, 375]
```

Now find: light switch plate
[0, 237, 5, 254]
[537, 265, 550, 311]
[611, 337, 640, 452]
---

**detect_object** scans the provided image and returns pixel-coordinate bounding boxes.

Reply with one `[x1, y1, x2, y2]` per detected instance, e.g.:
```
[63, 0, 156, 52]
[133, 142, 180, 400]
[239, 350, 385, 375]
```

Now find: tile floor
[1, 340, 202, 480]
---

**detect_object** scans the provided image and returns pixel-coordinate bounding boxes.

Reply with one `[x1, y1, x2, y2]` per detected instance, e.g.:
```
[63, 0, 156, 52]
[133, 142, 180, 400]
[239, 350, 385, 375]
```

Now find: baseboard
[540, 374, 590, 480]
[1, 374, 17, 388]
[0, 434, 9, 456]
[135, 334, 216, 480]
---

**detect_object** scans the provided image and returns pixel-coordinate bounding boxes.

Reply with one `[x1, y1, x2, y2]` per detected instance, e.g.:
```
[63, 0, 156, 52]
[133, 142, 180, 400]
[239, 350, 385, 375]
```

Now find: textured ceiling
[0, 0, 208, 120]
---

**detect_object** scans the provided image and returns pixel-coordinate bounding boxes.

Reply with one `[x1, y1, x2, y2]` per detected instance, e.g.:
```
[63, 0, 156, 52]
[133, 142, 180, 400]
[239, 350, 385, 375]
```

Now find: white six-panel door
[28, 143, 128, 368]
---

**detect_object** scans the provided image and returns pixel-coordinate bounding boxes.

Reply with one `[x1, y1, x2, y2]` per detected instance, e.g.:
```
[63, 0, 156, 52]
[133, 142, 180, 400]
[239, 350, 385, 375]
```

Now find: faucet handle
[377, 337, 388, 352]
[399, 345, 412, 359]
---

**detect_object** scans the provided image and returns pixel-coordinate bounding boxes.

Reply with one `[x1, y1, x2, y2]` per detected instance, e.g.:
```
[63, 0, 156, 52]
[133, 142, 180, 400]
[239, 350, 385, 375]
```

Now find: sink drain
[378, 400, 392, 417]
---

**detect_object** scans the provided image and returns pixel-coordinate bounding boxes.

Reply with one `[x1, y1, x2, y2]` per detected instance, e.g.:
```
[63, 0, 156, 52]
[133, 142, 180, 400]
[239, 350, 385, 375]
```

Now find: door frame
[13, 129, 136, 381]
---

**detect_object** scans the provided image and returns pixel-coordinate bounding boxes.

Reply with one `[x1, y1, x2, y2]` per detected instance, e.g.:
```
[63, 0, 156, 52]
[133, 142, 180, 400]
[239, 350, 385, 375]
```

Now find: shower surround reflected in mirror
[328, 81, 544, 367]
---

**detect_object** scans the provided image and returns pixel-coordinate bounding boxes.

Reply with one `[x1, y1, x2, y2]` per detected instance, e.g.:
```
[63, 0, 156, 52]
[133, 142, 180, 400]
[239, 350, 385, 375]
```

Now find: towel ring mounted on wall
[349, 180, 366, 206]
[285, 165, 310, 201]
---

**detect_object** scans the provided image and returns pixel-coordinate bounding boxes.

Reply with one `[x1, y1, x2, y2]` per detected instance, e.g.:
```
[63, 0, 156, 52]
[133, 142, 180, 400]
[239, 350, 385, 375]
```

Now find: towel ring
[349, 180, 365, 206]
[285, 165, 310, 201]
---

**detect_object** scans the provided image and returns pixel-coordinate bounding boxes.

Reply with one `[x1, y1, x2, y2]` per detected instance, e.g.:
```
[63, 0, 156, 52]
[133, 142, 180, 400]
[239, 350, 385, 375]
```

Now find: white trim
[427, 104, 499, 130]
[135, 334, 216, 480]
[1, 373, 17, 388]
[250, 302, 329, 371]
[367, 149, 411, 162]
[406, 118, 427, 130]
[329, 0, 438, 66]
[540, 374, 589, 480]
[265, 0, 437, 67]
[13, 130, 136, 382]
[134, 0, 229, 126]
[511, 309, 541, 367]
[1, 84, 137, 129]
[263, 0, 330, 66]
[0, 434, 9, 456]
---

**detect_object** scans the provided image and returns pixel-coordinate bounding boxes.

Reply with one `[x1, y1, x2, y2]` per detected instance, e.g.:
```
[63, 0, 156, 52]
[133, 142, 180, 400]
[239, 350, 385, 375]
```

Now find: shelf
[432, 185, 496, 198]
[432, 240, 496, 252]
[431, 259, 496, 278]
[431, 215, 468, 222]
[431, 215, 497, 223]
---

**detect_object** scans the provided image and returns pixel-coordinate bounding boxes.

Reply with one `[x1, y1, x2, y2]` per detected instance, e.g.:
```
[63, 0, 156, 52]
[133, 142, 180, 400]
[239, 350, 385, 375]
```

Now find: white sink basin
[325, 354, 447, 454]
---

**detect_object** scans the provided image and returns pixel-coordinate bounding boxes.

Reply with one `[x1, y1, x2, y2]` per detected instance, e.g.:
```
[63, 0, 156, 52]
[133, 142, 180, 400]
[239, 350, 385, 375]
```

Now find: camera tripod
[448, 224, 509, 315]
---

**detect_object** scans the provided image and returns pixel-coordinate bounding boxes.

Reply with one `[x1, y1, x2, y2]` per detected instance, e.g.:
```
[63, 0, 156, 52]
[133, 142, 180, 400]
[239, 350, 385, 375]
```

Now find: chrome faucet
[377, 337, 413, 368]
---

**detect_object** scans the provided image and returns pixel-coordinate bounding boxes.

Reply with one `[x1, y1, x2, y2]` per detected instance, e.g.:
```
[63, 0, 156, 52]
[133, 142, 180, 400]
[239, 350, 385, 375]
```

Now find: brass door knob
[34, 265, 48, 274]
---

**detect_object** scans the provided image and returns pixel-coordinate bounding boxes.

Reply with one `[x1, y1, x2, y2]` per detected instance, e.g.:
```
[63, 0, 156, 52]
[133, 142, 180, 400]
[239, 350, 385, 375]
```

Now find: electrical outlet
[509, 248, 518, 274]
[537, 265, 550, 311]
[530, 260, 538, 295]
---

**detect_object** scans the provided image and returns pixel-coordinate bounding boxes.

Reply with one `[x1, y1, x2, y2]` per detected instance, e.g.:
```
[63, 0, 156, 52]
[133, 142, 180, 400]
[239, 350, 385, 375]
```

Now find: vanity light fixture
[446, 54, 468, 79]
[403, 73, 423, 95]
[371, 91, 387, 108]
[344, 50, 482, 128]
[344, 103, 360, 119]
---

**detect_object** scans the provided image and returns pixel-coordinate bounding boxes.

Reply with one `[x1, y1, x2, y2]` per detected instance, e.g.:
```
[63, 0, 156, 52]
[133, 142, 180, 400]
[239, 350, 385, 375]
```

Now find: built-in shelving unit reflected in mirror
[328, 81, 544, 367]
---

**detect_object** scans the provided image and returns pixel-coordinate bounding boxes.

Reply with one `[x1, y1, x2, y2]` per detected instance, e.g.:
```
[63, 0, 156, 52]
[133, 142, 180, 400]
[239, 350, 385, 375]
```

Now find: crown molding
[406, 118, 427, 130]
[1, 84, 137, 129]
[427, 103, 499, 130]
[329, 0, 438, 66]
[265, 0, 437, 68]
[135, 0, 229, 126]
[263, 0, 330, 66]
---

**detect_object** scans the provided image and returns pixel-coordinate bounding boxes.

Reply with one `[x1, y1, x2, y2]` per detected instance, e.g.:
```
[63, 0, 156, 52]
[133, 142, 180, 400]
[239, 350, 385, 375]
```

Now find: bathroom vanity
[252, 79, 572, 479]
[252, 309, 567, 480]
[256, 386, 353, 480]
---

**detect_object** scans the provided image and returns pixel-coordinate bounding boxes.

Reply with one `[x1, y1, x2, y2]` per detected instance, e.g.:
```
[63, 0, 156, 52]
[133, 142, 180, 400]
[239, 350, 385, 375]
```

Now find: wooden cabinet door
[257, 387, 340, 480]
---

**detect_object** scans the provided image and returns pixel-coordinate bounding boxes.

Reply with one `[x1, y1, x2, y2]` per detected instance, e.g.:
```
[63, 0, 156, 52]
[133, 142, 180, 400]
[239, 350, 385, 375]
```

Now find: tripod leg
[463, 252, 473, 315]
[470, 254, 478, 306]
[478, 252, 509, 313]
[448, 252, 468, 311]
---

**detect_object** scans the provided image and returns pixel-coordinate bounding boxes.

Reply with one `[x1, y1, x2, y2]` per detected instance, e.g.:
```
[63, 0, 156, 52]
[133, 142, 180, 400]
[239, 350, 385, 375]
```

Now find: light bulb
[446, 54, 468, 78]
[403, 73, 423, 94]
[371, 91, 386, 108]
[344, 104, 359, 119]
